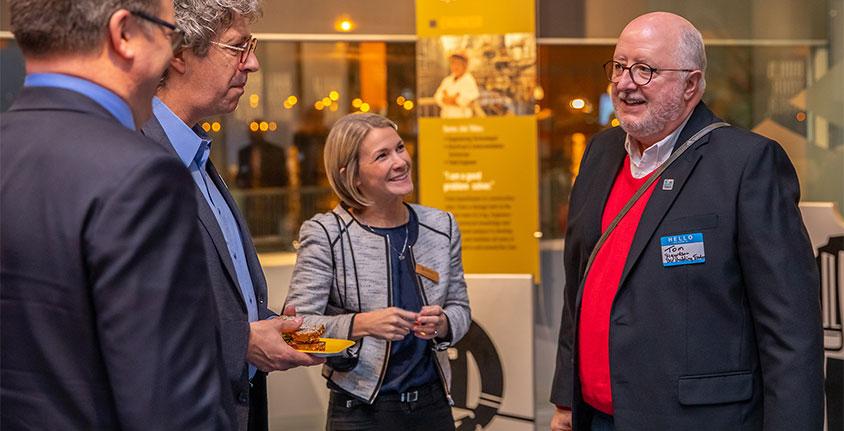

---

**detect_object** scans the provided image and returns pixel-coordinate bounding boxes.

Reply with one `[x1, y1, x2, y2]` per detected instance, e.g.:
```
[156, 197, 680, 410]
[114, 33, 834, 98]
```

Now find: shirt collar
[152, 97, 212, 169]
[624, 114, 692, 178]
[24, 73, 135, 130]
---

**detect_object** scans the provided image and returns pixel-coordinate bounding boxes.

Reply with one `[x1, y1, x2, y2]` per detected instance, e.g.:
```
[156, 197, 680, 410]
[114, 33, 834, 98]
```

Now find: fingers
[273, 315, 304, 333]
[418, 305, 443, 316]
[385, 319, 412, 341]
[282, 304, 296, 316]
[284, 348, 325, 367]
[389, 314, 415, 330]
[269, 344, 326, 372]
[388, 307, 419, 322]
[414, 315, 440, 326]
[414, 307, 444, 339]
[384, 308, 416, 340]
[385, 332, 408, 341]
[550, 410, 573, 431]
[412, 322, 439, 339]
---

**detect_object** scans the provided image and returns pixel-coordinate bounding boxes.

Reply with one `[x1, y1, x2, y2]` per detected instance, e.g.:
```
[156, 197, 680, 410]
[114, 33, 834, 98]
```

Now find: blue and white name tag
[660, 233, 705, 267]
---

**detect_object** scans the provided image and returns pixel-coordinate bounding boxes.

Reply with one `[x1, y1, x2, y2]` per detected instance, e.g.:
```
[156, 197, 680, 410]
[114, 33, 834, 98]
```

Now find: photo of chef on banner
[417, 34, 536, 118]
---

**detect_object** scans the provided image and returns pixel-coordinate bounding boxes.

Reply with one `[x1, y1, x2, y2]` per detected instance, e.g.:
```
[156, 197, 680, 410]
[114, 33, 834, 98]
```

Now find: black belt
[332, 381, 443, 408]
[378, 381, 442, 404]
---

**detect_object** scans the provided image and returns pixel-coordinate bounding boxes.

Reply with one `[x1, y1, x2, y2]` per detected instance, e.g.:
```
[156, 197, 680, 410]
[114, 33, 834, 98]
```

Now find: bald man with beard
[549, 12, 823, 431]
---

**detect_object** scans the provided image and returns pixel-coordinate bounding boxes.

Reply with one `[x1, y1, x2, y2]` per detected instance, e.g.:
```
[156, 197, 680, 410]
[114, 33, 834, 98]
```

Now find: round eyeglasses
[210, 37, 258, 64]
[603, 60, 695, 86]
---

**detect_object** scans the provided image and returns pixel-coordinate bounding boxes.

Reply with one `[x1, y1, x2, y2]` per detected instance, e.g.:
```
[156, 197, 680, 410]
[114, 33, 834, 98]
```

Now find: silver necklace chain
[360, 222, 409, 260]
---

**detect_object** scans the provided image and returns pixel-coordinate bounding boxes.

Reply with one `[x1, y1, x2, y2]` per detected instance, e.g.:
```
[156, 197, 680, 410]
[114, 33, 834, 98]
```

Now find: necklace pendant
[398, 253, 406, 260]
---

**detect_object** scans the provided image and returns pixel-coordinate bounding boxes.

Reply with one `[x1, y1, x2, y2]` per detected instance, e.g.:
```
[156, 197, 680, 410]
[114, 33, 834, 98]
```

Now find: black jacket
[551, 102, 824, 430]
[1, 86, 234, 430]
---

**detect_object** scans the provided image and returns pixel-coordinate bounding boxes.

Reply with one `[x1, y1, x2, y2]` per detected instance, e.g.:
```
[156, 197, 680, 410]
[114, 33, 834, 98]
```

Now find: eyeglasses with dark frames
[130, 10, 185, 52]
[603, 60, 696, 86]
[210, 37, 258, 64]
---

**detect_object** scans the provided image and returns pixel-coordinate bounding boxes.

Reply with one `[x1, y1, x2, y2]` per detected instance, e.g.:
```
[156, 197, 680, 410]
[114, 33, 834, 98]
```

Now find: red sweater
[578, 155, 657, 415]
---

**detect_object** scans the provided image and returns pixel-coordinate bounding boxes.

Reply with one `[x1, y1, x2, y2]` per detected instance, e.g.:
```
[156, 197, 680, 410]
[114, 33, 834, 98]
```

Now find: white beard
[615, 87, 685, 140]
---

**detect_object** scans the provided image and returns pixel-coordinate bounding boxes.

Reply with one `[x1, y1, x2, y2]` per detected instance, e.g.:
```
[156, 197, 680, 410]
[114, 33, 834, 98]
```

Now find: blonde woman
[285, 113, 470, 430]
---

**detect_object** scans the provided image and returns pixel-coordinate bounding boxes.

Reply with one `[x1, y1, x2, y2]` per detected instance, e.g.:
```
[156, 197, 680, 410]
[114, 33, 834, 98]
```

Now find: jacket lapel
[618, 102, 719, 288]
[573, 133, 628, 309]
[193, 174, 244, 305]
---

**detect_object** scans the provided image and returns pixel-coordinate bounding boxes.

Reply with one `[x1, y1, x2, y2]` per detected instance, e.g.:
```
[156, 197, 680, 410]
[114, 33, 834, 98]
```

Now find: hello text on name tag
[660, 233, 705, 267]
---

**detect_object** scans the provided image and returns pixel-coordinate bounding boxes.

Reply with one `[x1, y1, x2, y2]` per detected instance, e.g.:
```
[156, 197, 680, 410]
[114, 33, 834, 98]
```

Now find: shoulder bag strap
[580, 121, 730, 281]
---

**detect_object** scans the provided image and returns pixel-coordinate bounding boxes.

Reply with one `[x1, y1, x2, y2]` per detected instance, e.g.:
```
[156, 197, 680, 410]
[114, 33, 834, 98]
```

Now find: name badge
[415, 263, 440, 283]
[660, 233, 705, 267]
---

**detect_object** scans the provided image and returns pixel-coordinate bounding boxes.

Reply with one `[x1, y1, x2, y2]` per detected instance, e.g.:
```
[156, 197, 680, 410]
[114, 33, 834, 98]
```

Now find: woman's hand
[352, 307, 417, 341]
[412, 305, 449, 340]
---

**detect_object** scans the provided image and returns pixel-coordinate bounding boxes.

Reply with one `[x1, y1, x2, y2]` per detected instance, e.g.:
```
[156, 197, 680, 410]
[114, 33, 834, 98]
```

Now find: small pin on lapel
[662, 179, 675, 191]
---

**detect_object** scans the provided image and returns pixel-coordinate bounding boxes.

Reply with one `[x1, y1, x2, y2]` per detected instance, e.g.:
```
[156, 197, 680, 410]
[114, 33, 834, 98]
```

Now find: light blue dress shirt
[152, 97, 259, 379]
[25, 73, 135, 130]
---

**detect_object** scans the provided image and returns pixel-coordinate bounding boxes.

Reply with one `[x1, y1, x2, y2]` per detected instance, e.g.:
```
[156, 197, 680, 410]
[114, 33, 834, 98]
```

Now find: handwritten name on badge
[660, 233, 705, 267]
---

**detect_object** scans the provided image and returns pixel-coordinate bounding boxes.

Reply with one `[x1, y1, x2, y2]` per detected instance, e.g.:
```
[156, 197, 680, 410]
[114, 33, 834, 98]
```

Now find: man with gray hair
[140, 1, 323, 430]
[1, 0, 234, 429]
[550, 12, 823, 431]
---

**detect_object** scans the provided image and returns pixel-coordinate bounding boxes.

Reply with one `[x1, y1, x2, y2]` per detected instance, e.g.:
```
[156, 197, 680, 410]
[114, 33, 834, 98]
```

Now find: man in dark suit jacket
[142, 2, 323, 430]
[1, 1, 234, 429]
[550, 12, 824, 431]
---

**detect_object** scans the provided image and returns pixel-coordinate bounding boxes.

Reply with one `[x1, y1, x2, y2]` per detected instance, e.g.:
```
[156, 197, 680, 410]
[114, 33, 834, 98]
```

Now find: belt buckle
[400, 390, 419, 403]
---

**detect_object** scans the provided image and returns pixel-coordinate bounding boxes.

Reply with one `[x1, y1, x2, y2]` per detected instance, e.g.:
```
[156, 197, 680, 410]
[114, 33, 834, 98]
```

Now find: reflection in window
[1, 37, 840, 250]
[201, 41, 418, 251]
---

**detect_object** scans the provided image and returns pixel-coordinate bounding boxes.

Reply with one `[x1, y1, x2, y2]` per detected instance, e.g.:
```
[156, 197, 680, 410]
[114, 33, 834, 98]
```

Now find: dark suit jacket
[550, 102, 824, 430]
[142, 117, 275, 431]
[0, 87, 234, 430]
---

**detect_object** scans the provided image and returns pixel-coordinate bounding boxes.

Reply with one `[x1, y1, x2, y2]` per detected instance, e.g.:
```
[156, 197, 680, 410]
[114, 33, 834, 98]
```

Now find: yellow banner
[416, 0, 539, 280]
[418, 117, 539, 278]
[416, 0, 535, 36]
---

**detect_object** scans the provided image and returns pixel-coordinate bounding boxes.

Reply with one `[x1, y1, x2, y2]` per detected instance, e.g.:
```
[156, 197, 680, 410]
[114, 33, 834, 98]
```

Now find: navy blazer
[551, 102, 824, 430]
[0, 87, 234, 429]
[142, 116, 275, 431]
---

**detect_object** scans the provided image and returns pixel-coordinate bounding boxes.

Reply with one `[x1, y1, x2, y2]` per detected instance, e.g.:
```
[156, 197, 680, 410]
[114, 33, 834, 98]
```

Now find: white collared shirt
[624, 115, 692, 179]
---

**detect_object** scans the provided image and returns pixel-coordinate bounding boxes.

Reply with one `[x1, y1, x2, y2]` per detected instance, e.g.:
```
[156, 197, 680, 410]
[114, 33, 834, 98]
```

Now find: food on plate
[283, 324, 326, 351]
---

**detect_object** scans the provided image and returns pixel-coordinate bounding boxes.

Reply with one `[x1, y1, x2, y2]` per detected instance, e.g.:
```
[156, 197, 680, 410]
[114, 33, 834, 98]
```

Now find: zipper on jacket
[408, 245, 454, 405]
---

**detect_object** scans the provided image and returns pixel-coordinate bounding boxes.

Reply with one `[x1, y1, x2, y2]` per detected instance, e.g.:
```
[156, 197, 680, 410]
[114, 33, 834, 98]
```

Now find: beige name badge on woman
[415, 263, 440, 284]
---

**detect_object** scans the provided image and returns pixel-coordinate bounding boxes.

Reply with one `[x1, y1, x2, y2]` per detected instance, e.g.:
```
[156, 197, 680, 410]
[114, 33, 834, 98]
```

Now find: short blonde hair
[324, 113, 398, 210]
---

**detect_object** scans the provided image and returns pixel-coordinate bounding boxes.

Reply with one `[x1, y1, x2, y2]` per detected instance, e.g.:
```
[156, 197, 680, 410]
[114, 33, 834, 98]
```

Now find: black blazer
[550, 102, 824, 430]
[0, 87, 234, 430]
[142, 117, 275, 431]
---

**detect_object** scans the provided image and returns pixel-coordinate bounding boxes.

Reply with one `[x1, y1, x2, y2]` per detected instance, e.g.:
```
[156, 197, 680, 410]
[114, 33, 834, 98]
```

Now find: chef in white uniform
[433, 50, 480, 118]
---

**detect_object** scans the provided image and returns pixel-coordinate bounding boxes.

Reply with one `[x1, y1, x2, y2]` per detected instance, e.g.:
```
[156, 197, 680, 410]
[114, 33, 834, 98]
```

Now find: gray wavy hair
[175, 0, 262, 56]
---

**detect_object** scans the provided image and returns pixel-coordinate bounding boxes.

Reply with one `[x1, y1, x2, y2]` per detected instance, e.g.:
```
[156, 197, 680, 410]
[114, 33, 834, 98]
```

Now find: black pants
[326, 382, 455, 431]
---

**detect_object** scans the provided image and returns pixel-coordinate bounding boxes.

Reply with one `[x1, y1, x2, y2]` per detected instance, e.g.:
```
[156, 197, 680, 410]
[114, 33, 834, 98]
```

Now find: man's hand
[351, 307, 417, 341]
[246, 313, 324, 373]
[412, 305, 448, 340]
[550, 407, 572, 431]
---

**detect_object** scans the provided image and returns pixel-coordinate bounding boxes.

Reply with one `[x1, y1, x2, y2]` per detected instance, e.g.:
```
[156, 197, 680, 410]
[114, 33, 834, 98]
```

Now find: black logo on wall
[817, 236, 843, 431]
[818, 235, 843, 353]
[449, 320, 533, 430]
